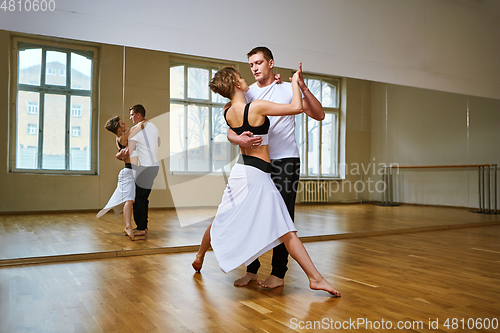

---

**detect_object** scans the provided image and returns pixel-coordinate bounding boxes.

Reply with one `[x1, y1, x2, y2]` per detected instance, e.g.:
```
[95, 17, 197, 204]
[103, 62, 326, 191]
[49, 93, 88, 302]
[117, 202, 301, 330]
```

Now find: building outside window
[46, 67, 55, 76]
[71, 105, 82, 117]
[71, 126, 81, 137]
[13, 38, 97, 172]
[27, 101, 38, 114]
[27, 123, 37, 135]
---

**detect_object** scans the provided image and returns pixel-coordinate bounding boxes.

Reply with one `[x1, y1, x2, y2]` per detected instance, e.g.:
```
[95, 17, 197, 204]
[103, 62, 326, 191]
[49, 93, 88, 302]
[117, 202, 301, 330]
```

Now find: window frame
[10, 37, 99, 175]
[169, 57, 237, 174]
[296, 74, 341, 179]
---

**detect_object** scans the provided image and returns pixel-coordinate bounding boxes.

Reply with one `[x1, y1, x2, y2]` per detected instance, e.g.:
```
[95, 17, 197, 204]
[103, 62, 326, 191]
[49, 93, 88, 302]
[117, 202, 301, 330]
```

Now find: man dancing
[229, 47, 324, 289]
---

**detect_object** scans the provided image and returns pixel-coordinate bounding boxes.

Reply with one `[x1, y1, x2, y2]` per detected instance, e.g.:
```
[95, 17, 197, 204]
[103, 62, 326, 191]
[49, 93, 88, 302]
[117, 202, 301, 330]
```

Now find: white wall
[1, 0, 499, 99]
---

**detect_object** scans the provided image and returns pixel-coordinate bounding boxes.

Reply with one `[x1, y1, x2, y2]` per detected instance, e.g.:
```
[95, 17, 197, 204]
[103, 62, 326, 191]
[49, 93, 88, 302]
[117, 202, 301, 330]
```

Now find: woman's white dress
[210, 156, 296, 273]
[96, 167, 136, 218]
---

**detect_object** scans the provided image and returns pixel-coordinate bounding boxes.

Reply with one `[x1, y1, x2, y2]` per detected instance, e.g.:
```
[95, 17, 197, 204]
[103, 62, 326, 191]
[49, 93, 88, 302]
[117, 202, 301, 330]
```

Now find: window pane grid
[15, 41, 94, 172]
[297, 110, 339, 178]
[170, 63, 231, 173]
[295, 74, 340, 178]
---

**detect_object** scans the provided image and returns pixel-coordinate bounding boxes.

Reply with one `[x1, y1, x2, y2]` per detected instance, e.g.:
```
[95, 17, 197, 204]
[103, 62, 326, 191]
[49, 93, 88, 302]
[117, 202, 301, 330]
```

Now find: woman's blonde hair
[209, 66, 240, 99]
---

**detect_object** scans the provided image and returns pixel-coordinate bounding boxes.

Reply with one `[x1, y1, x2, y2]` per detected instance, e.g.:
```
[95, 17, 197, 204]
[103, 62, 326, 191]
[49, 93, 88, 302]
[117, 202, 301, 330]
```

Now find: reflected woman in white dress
[192, 66, 341, 297]
[97, 116, 142, 241]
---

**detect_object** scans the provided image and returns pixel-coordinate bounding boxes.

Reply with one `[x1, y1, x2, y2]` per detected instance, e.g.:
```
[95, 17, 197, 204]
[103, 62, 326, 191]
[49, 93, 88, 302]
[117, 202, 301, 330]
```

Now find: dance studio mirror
[379, 84, 499, 228]
[1, 31, 499, 265]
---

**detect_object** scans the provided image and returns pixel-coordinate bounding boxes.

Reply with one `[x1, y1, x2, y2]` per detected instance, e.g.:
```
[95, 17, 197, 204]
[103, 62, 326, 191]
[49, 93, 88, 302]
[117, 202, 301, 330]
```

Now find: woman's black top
[224, 102, 269, 135]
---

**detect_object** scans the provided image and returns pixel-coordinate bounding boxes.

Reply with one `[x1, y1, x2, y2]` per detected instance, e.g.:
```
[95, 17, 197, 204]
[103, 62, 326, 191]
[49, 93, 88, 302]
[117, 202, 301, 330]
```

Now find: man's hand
[274, 73, 282, 84]
[238, 131, 263, 149]
[116, 147, 130, 161]
[291, 62, 324, 121]
[290, 62, 306, 90]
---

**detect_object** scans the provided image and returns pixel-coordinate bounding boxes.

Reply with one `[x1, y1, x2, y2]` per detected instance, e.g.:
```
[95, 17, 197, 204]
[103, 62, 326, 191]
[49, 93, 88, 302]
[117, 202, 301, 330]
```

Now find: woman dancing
[192, 66, 341, 297]
[97, 116, 141, 241]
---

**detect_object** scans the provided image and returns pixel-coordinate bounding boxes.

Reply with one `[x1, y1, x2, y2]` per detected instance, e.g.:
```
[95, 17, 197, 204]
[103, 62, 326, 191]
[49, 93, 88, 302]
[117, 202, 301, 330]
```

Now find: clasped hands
[116, 147, 130, 161]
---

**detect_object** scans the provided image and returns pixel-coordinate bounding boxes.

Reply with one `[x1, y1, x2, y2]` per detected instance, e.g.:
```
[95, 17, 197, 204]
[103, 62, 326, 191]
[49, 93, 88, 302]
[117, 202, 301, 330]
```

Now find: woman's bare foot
[124, 227, 135, 241]
[310, 277, 341, 297]
[234, 273, 258, 287]
[192, 254, 204, 272]
[258, 275, 284, 289]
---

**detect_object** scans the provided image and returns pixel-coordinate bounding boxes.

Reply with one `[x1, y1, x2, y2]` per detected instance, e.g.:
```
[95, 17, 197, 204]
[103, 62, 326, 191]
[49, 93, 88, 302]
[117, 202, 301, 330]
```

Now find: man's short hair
[130, 104, 146, 117]
[104, 116, 121, 135]
[247, 46, 274, 61]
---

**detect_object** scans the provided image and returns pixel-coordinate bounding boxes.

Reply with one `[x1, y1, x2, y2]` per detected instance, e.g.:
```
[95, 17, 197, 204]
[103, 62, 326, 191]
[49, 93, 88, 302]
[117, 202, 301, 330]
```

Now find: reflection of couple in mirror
[192, 46, 341, 297]
[97, 104, 160, 242]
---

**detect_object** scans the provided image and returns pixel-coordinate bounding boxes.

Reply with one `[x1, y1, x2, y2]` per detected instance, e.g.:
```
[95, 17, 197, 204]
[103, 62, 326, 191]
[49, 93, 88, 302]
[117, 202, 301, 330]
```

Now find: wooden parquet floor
[1, 225, 499, 332]
[1, 204, 499, 264]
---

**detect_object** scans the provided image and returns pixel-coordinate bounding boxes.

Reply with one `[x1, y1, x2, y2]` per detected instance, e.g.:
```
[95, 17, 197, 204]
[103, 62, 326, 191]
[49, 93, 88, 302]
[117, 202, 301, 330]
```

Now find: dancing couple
[192, 47, 341, 297]
[97, 105, 160, 241]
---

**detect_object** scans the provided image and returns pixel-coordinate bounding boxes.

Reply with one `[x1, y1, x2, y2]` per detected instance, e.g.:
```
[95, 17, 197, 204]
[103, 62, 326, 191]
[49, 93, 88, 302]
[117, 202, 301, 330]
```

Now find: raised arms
[251, 71, 303, 117]
[296, 62, 324, 121]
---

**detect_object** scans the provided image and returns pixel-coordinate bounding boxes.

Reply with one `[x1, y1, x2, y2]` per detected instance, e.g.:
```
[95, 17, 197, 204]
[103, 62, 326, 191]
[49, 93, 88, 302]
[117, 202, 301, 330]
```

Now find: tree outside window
[169, 62, 233, 173]
[295, 76, 340, 178]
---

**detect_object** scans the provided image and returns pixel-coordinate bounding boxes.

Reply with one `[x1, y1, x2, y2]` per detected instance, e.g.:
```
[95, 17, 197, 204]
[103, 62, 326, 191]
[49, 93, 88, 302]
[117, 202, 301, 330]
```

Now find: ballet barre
[375, 164, 498, 214]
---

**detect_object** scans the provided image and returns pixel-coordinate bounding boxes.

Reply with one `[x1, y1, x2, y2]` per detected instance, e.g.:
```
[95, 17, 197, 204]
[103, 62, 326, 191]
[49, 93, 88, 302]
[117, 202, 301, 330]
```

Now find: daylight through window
[169, 62, 233, 173]
[14, 40, 95, 172]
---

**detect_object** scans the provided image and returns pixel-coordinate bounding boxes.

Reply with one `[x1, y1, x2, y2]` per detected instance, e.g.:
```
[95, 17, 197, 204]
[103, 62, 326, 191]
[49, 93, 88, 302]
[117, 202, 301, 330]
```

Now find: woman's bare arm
[252, 70, 303, 117]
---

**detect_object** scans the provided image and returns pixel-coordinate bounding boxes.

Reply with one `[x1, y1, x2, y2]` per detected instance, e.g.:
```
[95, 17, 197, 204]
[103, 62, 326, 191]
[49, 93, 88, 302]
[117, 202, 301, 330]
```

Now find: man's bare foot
[258, 275, 284, 289]
[310, 278, 341, 297]
[234, 273, 258, 287]
[192, 254, 204, 272]
[133, 228, 147, 236]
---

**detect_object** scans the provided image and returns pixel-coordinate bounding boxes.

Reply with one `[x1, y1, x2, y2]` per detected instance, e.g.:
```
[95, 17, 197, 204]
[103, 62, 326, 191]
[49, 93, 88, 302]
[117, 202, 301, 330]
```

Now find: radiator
[299, 180, 329, 203]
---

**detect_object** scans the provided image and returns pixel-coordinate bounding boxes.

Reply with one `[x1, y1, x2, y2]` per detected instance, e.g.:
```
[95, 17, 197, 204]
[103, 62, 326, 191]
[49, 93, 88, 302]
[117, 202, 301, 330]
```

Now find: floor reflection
[0, 204, 498, 261]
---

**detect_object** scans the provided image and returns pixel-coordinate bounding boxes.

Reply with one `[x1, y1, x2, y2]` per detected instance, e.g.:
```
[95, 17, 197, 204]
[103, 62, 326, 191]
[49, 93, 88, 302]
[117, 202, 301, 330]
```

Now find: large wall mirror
[1, 30, 498, 265]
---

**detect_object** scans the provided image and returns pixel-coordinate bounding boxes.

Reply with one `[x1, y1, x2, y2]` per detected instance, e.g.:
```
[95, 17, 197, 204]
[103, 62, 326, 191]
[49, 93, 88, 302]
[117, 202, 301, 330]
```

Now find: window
[295, 76, 340, 178]
[169, 61, 234, 173]
[71, 105, 82, 117]
[71, 126, 81, 137]
[27, 101, 38, 114]
[13, 39, 96, 172]
[27, 123, 37, 135]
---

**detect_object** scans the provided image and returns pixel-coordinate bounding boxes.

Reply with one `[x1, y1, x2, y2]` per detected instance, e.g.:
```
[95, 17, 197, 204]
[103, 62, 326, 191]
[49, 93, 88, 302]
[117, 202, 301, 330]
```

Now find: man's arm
[227, 128, 262, 148]
[295, 62, 325, 121]
[127, 138, 137, 155]
[118, 123, 143, 160]
[224, 102, 262, 148]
